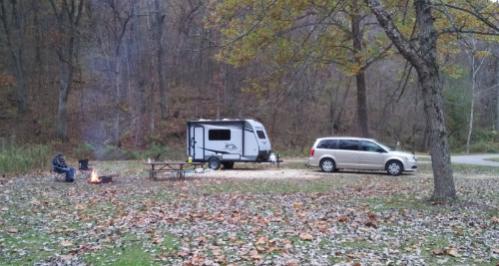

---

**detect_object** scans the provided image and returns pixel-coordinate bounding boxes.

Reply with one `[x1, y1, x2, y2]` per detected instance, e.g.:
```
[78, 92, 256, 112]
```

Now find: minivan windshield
[376, 142, 391, 151]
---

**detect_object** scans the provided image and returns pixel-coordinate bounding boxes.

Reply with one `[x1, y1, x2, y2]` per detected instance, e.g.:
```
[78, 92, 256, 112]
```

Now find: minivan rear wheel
[320, 158, 335, 173]
[386, 160, 403, 176]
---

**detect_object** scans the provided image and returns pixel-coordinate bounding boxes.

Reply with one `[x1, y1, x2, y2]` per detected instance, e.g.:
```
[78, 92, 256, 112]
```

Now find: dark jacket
[52, 154, 68, 172]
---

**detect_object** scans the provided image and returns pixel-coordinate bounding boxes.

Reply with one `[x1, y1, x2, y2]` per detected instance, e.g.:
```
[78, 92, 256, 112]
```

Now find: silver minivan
[308, 137, 417, 175]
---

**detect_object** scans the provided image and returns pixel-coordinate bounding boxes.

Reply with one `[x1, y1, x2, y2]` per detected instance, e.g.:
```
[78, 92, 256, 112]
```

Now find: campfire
[88, 169, 113, 184]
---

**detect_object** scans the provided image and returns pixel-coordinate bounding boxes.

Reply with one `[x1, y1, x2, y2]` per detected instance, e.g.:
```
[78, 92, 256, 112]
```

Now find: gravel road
[451, 153, 499, 167]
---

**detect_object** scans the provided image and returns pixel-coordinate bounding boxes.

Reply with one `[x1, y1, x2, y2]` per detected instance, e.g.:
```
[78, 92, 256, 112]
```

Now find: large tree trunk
[415, 0, 456, 200]
[419, 71, 456, 200]
[351, 0, 369, 137]
[154, 0, 167, 120]
[366, 0, 456, 200]
[50, 0, 84, 141]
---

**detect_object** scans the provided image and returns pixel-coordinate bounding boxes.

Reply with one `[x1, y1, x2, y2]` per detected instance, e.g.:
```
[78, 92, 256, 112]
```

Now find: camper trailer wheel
[208, 157, 221, 170]
[223, 162, 234, 169]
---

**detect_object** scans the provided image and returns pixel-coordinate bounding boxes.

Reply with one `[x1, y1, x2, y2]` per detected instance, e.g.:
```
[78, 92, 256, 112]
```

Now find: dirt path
[196, 168, 326, 179]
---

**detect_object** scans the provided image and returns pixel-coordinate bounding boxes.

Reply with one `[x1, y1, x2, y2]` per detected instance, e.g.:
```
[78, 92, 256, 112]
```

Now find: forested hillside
[0, 0, 498, 156]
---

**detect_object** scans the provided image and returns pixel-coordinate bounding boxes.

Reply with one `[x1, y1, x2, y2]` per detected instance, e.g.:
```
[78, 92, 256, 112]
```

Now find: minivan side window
[209, 129, 231, 141]
[339, 139, 359, 150]
[317, 139, 338, 149]
[360, 141, 383, 152]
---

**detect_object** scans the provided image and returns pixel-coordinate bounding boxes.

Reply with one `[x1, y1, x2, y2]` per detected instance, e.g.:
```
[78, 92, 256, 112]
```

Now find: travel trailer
[186, 119, 273, 169]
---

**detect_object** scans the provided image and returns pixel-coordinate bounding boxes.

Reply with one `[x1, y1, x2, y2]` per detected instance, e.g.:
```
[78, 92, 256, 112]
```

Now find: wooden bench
[145, 161, 206, 180]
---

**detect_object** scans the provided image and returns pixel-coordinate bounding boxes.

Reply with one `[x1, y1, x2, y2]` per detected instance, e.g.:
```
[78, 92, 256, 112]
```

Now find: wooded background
[0, 0, 498, 158]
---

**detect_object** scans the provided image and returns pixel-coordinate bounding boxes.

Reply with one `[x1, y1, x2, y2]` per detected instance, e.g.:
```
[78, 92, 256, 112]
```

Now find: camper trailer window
[257, 130, 266, 139]
[209, 129, 231, 141]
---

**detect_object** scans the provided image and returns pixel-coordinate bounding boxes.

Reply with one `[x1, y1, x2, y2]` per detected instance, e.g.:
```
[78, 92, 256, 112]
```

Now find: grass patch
[339, 239, 385, 250]
[199, 177, 356, 194]
[0, 144, 52, 175]
[366, 195, 431, 212]
[0, 229, 53, 266]
[84, 244, 157, 266]
[417, 163, 499, 176]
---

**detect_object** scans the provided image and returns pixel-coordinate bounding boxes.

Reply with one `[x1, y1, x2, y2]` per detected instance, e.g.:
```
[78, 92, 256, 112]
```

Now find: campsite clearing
[0, 160, 498, 265]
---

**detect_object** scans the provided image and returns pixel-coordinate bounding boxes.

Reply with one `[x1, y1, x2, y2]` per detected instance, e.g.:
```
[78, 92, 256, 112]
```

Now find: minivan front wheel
[320, 158, 335, 173]
[386, 160, 403, 176]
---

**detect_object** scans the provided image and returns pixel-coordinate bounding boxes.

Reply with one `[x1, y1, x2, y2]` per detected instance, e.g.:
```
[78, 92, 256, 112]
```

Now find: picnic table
[145, 161, 206, 180]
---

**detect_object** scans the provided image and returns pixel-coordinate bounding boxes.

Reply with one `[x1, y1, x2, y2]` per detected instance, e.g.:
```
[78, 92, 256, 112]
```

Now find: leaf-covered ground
[0, 161, 498, 266]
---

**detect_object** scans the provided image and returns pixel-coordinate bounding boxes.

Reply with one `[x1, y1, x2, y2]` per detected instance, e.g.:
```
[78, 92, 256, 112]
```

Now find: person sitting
[52, 153, 75, 182]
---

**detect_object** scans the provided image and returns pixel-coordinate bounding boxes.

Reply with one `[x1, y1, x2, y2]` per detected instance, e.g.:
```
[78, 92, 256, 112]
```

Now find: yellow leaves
[432, 246, 461, 258]
[474, 50, 491, 59]
[441, 64, 464, 79]
[0, 73, 16, 88]
[60, 240, 74, 247]
[298, 232, 314, 241]
[6, 227, 18, 234]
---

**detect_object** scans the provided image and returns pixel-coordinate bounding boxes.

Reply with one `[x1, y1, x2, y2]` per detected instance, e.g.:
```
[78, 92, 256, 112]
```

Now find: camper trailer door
[193, 126, 204, 160]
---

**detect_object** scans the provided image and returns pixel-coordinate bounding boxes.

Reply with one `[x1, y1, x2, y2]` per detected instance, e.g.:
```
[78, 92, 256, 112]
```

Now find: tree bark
[0, 0, 28, 113]
[465, 53, 476, 154]
[351, 0, 369, 137]
[50, 0, 84, 141]
[56, 58, 73, 141]
[365, 0, 456, 200]
[154, 0, 167, 120]
[494, 58, 499, 132]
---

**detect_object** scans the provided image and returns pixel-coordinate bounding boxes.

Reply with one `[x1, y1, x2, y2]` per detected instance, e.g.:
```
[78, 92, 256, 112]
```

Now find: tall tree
[210, 0, 392, 137]
[0, 0, 28, 113]
[49, 0, 85, 141]
[365, 0, 456, 200]
[153, 0, 167, 120]
[460, 37, 488, 154]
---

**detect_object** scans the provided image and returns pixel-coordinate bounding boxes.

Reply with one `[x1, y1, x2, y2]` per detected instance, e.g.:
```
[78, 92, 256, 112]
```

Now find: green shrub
[469, 141, 499, 154]
[0, 144, 52, 175]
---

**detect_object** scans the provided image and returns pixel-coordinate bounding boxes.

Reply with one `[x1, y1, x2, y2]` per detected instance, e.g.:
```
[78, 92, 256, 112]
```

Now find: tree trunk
[494, 58, 499, 132]
[465, 54, 476, 154]
[113, 58, 122, 146]
[351, 0, 369, 137]
[11, 48, 28, 113]
[56, 61, 73, 141]
[0, 0, 28, 113]
[154, 0, 167, 120]
[365, 0, 456, 200]
[419, 71, 456, 200]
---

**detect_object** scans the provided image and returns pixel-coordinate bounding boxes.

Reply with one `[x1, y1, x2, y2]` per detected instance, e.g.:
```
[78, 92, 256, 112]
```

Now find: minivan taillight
[309, 148, 315, 157]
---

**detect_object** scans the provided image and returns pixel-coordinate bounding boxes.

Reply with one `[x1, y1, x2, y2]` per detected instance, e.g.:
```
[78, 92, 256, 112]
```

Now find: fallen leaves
[432, 247, 461, 257]
[6, 227, 18, 233]
[298, 232, 313, 241]
[60, 240, 74, 247]
[1, 162, 499, 265]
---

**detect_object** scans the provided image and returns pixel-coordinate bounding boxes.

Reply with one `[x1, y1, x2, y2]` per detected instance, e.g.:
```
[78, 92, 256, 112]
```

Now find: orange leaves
[338, 215, 350, 223]
[432, 246, 461, 258]
[0, 73, 15, 88]
[298, 232, 313, 241]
